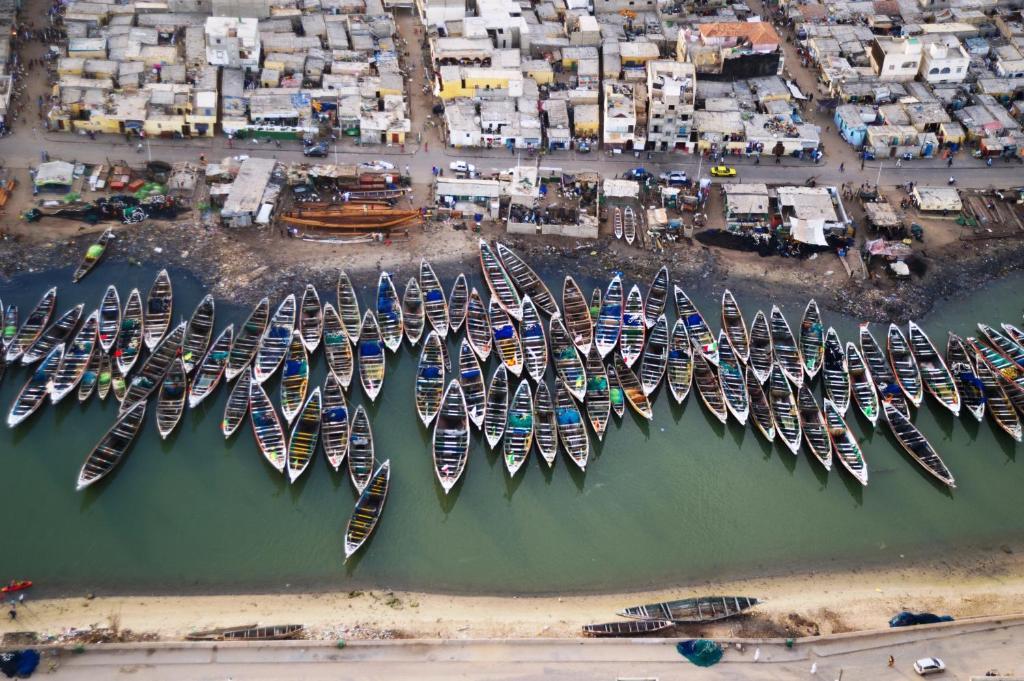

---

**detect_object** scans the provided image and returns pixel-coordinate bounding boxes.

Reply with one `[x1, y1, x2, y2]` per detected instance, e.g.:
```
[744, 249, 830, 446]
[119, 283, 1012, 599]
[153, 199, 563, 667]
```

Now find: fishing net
[558, 348, 576, 360]
[587, 376, 608, 391]
[610, 386, 624, 403]
[509, 412, 532, 428]
[284, 359, 307, 376]
[523, 324, 542, 337]
[326, 407, 347, 420]
[326, 332, 345, 343]
[668, 349, 685, 359]
[676, 640, 723, 667]
[604, 305, 621, 316]
[556, 408, 581, 425]
[888, 612, 954, 627]
[86, 244, 105, 258]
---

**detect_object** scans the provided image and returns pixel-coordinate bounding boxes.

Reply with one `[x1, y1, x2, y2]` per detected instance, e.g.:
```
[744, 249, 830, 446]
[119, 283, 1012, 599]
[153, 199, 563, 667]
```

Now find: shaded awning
[790, 217, 828, 246]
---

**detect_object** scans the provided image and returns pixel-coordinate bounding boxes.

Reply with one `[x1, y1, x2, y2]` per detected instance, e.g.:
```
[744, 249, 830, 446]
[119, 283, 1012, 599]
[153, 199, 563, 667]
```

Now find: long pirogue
[721, 289, 749, 364]
[484, 364, 509, 450]
[584, 345, 610, 440]
[555, 378, 589, 471]
[321, 372, 350, 471]
[433, 380, 469, 492]
[503, 380, 534, 476]
[225, 297, 270, 382]
[533, 381, 558, 467]
[520, 296, 548, 383]
[250, 378, 287, 473]
[946, 333, 985, 423]
[281, 212, 421, 230]
[76, 400, 147, 491]
[114, 290, 145, 373]
[344, 460, 390, 561]
[287, 387, 322, 483]
[495, 243, 558, 318]
[907, 321, 960, 416]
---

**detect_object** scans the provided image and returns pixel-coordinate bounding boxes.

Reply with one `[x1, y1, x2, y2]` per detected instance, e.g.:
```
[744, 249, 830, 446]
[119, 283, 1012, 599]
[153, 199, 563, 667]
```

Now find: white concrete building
[603, 82, 637, 150]
[869, 37, 923, 82]
[205, 17, 260, 70]
[920, 36, 969, 84]
[416, 0, 466, 26]
[645, 60, 695, 152]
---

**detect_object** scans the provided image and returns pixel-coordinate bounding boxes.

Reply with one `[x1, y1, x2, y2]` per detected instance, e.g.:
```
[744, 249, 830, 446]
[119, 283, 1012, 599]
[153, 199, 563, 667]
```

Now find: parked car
[449, 160, 477, 177]
[710, 165, 737, 177]
[302, 142, 329, 157]
[624, 167, 652, 180]
[913, 658, 946, 676]
[659, 170, 689, 186]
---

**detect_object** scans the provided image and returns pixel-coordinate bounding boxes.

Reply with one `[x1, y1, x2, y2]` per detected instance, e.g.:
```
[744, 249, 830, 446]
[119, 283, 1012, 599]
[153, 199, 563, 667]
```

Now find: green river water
[0, 263, 1022, 596]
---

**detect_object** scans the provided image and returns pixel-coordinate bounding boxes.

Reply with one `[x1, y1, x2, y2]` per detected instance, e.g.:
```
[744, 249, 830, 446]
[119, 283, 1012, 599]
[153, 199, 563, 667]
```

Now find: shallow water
[0, 262, 1022, 596]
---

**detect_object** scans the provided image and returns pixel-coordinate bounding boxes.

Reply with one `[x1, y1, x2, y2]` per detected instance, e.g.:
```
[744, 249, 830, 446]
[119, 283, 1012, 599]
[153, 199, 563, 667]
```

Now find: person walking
[947, 157, 953, 167]
[888, 655, 894, 667]
[839, 162, 844, 172]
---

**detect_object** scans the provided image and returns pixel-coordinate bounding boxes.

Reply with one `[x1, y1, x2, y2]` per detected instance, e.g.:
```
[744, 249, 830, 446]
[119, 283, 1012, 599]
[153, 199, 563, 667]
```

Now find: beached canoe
[623, 206, 637, 245]
[883, 401, 955, 488]
[323, 303, 353, 390]
[72, 229, 115, 283]
[97, 284, 120, 354]
[357, 311, 386, 402]
[496, 243, 558, 317]
[298, 284, 323, 354]
[458, 339, 486, 429]
[860, 323, 909, 420]
[797, 383, 832, 471]
[280, 330, 309, 425]
[769, 305, 802, 388]
[846, 342, 880, 426]
[717, 331, 749, 425]
[978, 323, 1024, 370]
[613, 353, 653, 421]
[415, 331, 445, 427]
[618, 596, 760, 623]
[187, 624, 304, 642]
[584, 345, 610, 440]
[188, 324, 233, 409]
[973, 354, 1022, 441]
[907, 321, 960, 416]
[321, 372, 350, 471]
[77, 345, 102, 403]
[376, 272, 403, 353]
[768, 362, 801, 454]
[533, 381, 558, 467]
[448, 273, 469, 334]
[287, 387, 322, 483]
[799, 300, 825, 380]
[182, 294, 215, 375]
[550, 315, 587, 402]
[222, 368, 252, 438]
[520, 296, 548, 384]
[675, 286, 718, 366]
[22, 303, 83, 366]
[555, 378, 589, 470]
[620, 284, 645, 368]
[121, 322, 186, 414]
[419, 259, 450, 338]
[748, 310, 772, 385]
[489, 296, 524, 377]
[692, 347, 727, 425]
[582, 620, 675, 637]
[887, 324, 924, 407]
[946, 333, 985, 423]
[2, 302, 18, 352]
[465, 288, 492, 361]
[746, 364, 775, 443]
[402, 277, 425, 347]
[253, 294, 297, 384]
[562, 276, 593, 355]
[156, 357, 187, 440]
[503, 379, 534, 476]
[75, 400, 146, 491]
[336, 271, 361, 345]
[824, 398, 868, 485]
[639, 314, 668, 397]
[225, 298, 269, 382]
[348, 405, 376, 492]
[143, 269, 173, 351]
[249, 378, 287, 473]
[5, 287, 56, 364]
[613, 206, 623, 240]
[7, 343, 64, 427]
[433, 380, 469, 492]
[484, 364, 509, 449]
[721, 289, 750, 365]
[479, 239, 522, 321]
[644, 266, 669, 330]
[595, 275, 623, 358]
[666, 319, 693, 404]
[822, 327, 850, 415]
[343, 460, 390, 561]
[50, 310, 98, 404]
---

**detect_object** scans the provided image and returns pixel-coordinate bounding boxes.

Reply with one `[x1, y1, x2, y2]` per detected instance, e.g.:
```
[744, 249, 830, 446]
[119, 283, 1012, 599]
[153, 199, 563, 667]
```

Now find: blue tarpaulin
[494, 325, 515, 340]
[676, 640, 723, 667]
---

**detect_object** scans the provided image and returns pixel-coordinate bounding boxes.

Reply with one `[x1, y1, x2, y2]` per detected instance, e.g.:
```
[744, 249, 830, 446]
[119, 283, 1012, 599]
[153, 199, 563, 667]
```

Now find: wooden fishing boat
[75, 401, 146, 491]
[613, 206, 623, 240]
[108, 353, 126, 402]
[77, 346, 102, 403]
[188, 324, 233, 409]
[555, 378, 590, 470]
[590, 288, 602, 325]
[644, 266, 669, 330]
[2, 303, 18, 351]
[639, 314, 668, 397]
[618, 596, 760, 623]
[503, 380, 534, 475]
[280, 331, 309, 425]
[748, 310, 772, 385]
[250, 379, 287, 473]
[974, 354, 1022, 441]
[287, 387, 322, 483]
[22, 304, 83, 366]
[348, 405, 375, 492]
[156, 357, 187, 439]
[613, 353, 653, 420]
[458, 339, 487, 429]
[143, 269, 173, 351]
[691, 348, 727, 425]
[969, 336, 1024, 390]
[321, 372, 350, 471]
[97, 284, 120, 354]
[72, 229, 115, 283]
[979, 323, 1024, 372]
[533, 381, 558, 466]
[484, 364, 509, 449]
[797, 383, 832, 470]
[520, 296, 548, 384]
[907, 321, 960, 416]
[402, 277, 425, 347]
[822, 327, 850, 415]
[620, 284, 645, 368]
[746, 364, 775, 442]
[415, 331, 445, 427]
[323, 303, 354, 390]
[419, 259, 450, 338]
[623, 206, 637, 245]
[770, 305, 802, 387]
[222, 368, 251, 438]
[583, 620, 675, 638]
[550, 315, 587, 401]
[336, 270, 361, 345]
[846, 342, 880, 426]
[768, 363, 801, 454]
[344, 460, 390, 561]
[448, 273, 469, 334]
[489, 297, 524, 377]
[824, 398, 868, 485]
[720, 289, 750, 364]
[120, 322, 186, 414]
[114, 288, 144, 375]
[187, 624, 304, 642]
[433, 380, 469, 492]
[607, 362, 625, 419]
[883, 401, 955, 488]
[376, 271, 403, 353]
[253, 294, 296, 384]
[479, 239, 523, 321]
[946, 333, 985, 423]
[666, 319, 693, 404]
[50, 310, 99, 404]
[298, 284, 323, 354]
[7, 344, 64, 427]
[595, 275, 623, 358]
[225, 297, 269, 382]
[5, 287, 56, 363]
[562, 276, 593, 355]
[465, 288, 492, 361]
[496, 243, 559, 317]
[799, 300, 825, 380]
[182, 294, 215, 375]
[887, 324, 924, 407]
[717, 331, 749, 425]
[584, 345, 610, 440]
[675, 286, 718, 366]
[357, 311, 386, 402]
[860, 324, 909, 420]
[1002, 323, 1024, 352]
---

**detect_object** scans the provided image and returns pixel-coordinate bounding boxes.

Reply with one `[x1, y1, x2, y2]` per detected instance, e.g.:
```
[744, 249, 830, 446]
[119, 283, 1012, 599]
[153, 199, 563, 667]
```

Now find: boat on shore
[187, 320, 231, 407]
[824, 398, 868, 486]
[555, 378, 589, 471]
[336, 271, 361, 345]
[614, 353, 653, 421]
[644, 266, 669, 330]
[72, 229, 115, 283]
[797, 384, 832, 471]
[321, 372, 350, 471]
[419, 260, 450, 338]
[280, 331, 309, 425]
[533, 381, 558, 466]
[465, 288, 492, 361]
[484, 364, 510, 450]
[224, 297, 269, 382]
[887, 324, 924, 407]
[883, 401, 955, 488]
[822, 328, 850, 415]
[221, 367, 251, 438]
[76, 400, 147, 490]
[770, 305, 802, 387]
[287, 387, 322, 483]
[489, 297, 524, 377]
[496, 243, 558, 318]
[448, 273, 469, 334]
[746, 364, 775, 442]
[666, 319, 693, 404]
[357, 311, 386, 402]
[692, 348, 727, 425]
[946, 333, 985, 422]
[97, 284, 120, 354]
[562, 276, 593, 355]
[907, 321, 959, 416]
[7, 344, 64, 427]
[675, 287, 717, 366]
[348, 405, 375, 491]
[121, 322, 186, 413]
[639, 314, 668, 397]
[768, 363, 801, 454]
[550, 315, 586, 401]
[50, 310, 99, 404]
[415, 331, 445, 427]
[619, 284, 645, 368]
[595, 275, 623, 358]
[249, 379, 287, 473]
[402, 277, 425, 347]
[623, 206, 637, 245]
[22, 304, 83, 366]
[458, 339, 486, 429]
[584, 346, 610, 440]
[503, 380, 534, 475]
[322, 303, 353, 389]
[618, 596, 760, 623]
[376, 272, 403, 353]
[717, 331, 749, 425]
[721, 289, 750, 364]
[344, 460, 390, 561]
[433, 380, 469, 492]
[156, 357, 187, 439]
[582, 620, 675, 637]
[748, 310, 772, 385]
[799, 300, 824, 380]
[143, 269, 173, 351]
[5, 287, 56, 364]
[182, 295, 215, 375]
[298, 284, 323, 354]
[613, 207, 623, 240]
[860, 324, 909, 420]
[186, 624, 304, 642]
[479, 240, 522, 321]
[253, 295, 297, 384]
[520, 296, 548, 383]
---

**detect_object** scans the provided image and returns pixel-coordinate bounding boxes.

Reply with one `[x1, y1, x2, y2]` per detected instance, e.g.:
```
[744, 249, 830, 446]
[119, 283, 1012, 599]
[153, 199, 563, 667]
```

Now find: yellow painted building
[436, 66, 523, 100]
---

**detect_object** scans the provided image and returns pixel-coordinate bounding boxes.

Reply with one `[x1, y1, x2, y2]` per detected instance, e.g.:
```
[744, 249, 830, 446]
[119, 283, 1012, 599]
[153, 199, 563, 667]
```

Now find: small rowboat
[415, 331, 446, 427]
[797, 384, 832, 471]
[799, 300, 825, 380]
[619, 285, 645, 368]
[496, 243, 559, 317]
[358, 311, 386, 402]
[555, 378, 589, 470]
[0, 581, 33, 594]
[23, 304, 83, 366]
[448, 273, 469, 334]
[77, 346, 102, 403]
[7, 344, 64, 427]
[97, 284, 120, 353]
[50, 310, 99, 404]
[666, 319, 693, 404]
[254, 294, 297, 384]
[770, 305, 802, 388]
[860, 324, 909, 420]
[143, 269, 173, 351]
[321, 372, 350, 471]
[336, 271, 361, 345]
[550, 315, 587, 401]
[121, 322, 186, 414]
[182, 294, 215, 375]
[746, 364, 775, 442]
[376, 272, 403, 353]
[768, 363, 801, 454]
[846, 342, 880, 426]
[595, 275, 623, 358]
[115, 290, 145, 375]
[748, 310, 773, 385]
[717, 331, 749, 425]
[822, 328, 850, 415]
[520, 296, 548, 383]
[458, 339, 487, 429]
[644, 266, 669, 330]
[503, 379, 534, 475]
[533, 381, 558, 466]
[433, 380, 469, 492]
[280, 331, 309, 425]
[222, 367, 252, 438]
[907, 321, 959, 416]
[402, 277, 425, 347]
[618, 596, 760, 623]
[675, 286, 717, 366]
[639, 314, 668, 397]
[108, 355, 126, 402]
[883, 401, 955, 488]
[465, 288, 492, 361]
[187, 624, 304, 642]
[249, 378, 287, 473]
[584, 345, 610, 440]
[623, 206, 637, 245]
[613, 206, 623, 240]
[287, 387, 322, 483]
[692, 347, 727, 425]
[489, 297, 524, 377]
[225, 297, 269, 382]
[887, 324, 923, 408]
[824, 398, 868, 485]
[72, 229, 115, 282]
[188, 324, 233, 409]
[946, 333, 985, 423]
[613, 353, 653, 421]
[344, 460, 390, 561]
[323, 303, 353, 390]
[978, 323, 1024, 370]
[1002, 323, 1024, 352]
[348, 405, 376, 492]
[156, 357, 187, 439]
[419, 259, 450, 338]
[484, 364, 510, 449]
[974, 354, 1022, 441]
[583, 620, 674, 638]
[76, 400, 147, 491]
[479, 239, 522, 321]
[5, 287, 56, 363]
[590, 288, 602, 325]
[562, 276, 593, 355]
[2, 303, 18, 351]
[720, 290, 751, 365]
[298, 284, 323, 354]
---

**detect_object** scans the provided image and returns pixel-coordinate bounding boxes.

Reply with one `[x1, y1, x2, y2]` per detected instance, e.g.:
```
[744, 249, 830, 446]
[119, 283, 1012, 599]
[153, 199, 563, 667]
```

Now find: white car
[914, 658, 946, 675]
[449, 160, 477, 176]
[359, 160, 395, 171]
